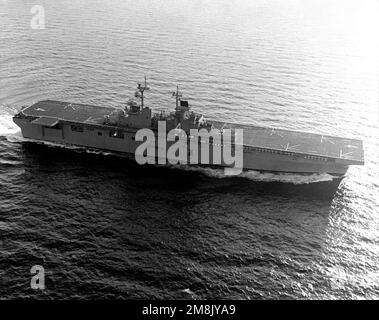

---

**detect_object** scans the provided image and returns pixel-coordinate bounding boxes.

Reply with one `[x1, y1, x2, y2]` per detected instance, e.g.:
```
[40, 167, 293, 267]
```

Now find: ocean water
[0, 0, 378, 299]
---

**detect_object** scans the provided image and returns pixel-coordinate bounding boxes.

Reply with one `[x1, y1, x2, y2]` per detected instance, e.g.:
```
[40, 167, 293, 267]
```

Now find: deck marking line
[282, 143, 300, 151]
[340, 150, 354, 158]
[321, 135, 335, 144]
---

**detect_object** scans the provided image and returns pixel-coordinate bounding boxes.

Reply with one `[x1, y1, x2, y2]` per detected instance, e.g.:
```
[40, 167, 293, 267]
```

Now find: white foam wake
[172, 164, 336, 184]
[239, 170, 336, 184]
[0, 114, 20, 136]
[5, 131, 26, 143]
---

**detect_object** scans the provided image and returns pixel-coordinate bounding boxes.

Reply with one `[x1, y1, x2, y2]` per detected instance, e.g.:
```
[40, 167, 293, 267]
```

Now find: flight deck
[21, 100, 364, 165]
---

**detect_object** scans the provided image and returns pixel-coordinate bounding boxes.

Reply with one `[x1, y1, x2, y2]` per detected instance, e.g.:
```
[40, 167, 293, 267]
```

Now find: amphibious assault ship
[13, 79, 364, 177]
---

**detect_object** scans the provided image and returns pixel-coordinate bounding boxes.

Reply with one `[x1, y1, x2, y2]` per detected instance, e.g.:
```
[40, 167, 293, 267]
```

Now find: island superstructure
[13, 79, 364, 177]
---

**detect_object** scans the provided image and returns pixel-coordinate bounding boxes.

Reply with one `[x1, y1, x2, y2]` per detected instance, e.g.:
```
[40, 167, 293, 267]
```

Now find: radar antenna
[172, 85, 182, 110]
[136, 76, 149, 108]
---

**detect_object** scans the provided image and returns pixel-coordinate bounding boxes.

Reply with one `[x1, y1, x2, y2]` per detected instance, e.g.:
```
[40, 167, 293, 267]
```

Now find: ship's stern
[13, 111, 41, 140]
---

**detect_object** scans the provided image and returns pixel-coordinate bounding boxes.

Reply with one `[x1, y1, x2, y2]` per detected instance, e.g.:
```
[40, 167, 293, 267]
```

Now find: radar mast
[172, 85, 182, 110]
[136, 76, 149, 108]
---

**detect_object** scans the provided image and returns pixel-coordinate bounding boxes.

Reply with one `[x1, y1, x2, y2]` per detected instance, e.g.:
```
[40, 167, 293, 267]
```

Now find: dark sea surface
[0, 0, 378, 299]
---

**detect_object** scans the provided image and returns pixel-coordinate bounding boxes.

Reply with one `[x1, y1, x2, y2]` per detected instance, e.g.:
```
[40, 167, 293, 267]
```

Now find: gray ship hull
[13, 101, 364, 177]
